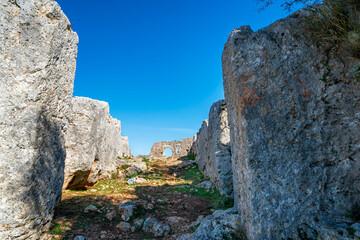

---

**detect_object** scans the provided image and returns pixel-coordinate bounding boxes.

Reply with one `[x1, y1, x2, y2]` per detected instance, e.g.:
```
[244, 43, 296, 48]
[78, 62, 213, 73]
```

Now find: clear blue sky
[56, 0, 289, 156]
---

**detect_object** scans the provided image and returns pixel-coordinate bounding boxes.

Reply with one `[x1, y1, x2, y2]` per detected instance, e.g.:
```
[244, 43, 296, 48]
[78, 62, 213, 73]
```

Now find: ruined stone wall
[0, 0, 78, 238]
[223, 10, 360, 239]
[63, 97, 131, 190]
[192, 100, 233, 197]
[150, 137, 194, 158]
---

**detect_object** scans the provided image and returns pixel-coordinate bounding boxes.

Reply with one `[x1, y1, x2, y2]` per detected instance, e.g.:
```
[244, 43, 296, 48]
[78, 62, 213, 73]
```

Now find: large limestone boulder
[63, 97, 129, 189]
[193, 120, 209, 171]
[193, 100, 233, 197]
[223, 10, 360, 239]
[0, 0, 78, 238]
[119, 136, 132, 158]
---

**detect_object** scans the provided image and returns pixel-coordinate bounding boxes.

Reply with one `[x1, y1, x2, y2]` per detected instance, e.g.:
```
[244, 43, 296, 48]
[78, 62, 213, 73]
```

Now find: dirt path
[48, 157, 233, 240]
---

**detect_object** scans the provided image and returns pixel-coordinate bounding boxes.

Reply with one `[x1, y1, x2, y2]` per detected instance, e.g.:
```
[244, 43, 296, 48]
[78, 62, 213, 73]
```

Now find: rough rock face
[150, 137, 194, 158]
[192, 120, 208, 171]
[63, 97, 130, 190]
[119, 136, 132, 158]
[0, 0, 78, 238]
[192, 100, 233, 197]
[222, 10, 360, 239]
[177, 208, 242, 240]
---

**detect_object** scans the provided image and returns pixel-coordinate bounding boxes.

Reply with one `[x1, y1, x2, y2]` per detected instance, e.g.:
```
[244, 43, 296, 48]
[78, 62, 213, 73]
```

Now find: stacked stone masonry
[150, 138, 194, 158]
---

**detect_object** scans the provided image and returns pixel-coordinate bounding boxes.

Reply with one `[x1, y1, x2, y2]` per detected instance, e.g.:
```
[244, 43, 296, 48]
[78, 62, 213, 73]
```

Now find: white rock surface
[63, 97, 131, 189]
[0, 0, 78, 239]
[119, 136, 132, 158]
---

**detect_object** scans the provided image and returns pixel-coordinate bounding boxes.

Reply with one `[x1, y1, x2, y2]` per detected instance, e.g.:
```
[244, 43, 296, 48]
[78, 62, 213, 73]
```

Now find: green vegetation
[259, 0, 360, 57]
[142, 158, 151, 168]
[170, 163, 234, 210]
[187, 223, 200, 233]
[304, 0, 360, 56]
[50, 222, 64, 235]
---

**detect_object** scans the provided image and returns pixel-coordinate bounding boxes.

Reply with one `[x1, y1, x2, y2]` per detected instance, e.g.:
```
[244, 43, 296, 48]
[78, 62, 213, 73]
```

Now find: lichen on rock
[222, 9, 360, 239]
[0, 0, 78, 238]
[63, 97, 131, 190]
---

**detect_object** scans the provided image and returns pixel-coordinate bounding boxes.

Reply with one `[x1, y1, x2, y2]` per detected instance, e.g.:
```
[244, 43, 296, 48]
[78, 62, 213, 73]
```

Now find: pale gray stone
[116, 221, 132, 232]
[223, 9, 360, 239]
[196, 181, 214, 190]
[192, 100, 233, 197]
[118, 200, 139, 221]
[142, 217, 171, 237]
[105, 211, 116, 221]
[74, 236, 86, 240]
[84, 205, 97, 213]
[63, 97, 130, 189]
[119, 136, 132, 158]
[150, 137, 195, 158]
[0, 0, 78, 239]
[177, 208, 241, 240]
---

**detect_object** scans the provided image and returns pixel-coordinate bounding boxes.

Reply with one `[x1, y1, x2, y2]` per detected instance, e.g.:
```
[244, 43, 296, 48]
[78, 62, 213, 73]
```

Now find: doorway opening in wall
[164, 147, 173, 157]
[176, 145, 179, 153]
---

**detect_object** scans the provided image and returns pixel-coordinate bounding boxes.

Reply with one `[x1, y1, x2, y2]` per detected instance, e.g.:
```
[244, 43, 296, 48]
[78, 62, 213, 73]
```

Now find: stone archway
[164, 147, 173, 157]
[150, 137, 194, 158]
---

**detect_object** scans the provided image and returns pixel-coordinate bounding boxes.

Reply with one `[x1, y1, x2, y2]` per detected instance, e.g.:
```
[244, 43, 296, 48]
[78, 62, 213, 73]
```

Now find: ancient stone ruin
[63, 97, 131, 190]
[2, 0, 360, 239]
[0, 0, 78, 238]
[223, 10, 360, 239]
[192, 100, 233, 197]
[150, 137, 194, 158]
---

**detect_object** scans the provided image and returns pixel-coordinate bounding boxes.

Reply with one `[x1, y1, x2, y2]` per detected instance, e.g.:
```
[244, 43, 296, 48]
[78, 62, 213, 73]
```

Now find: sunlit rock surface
[192, 100, 233, 197]
[0, 0, 78, 238]
[63, 97, 131, 190]
[223, 10, 360, 239]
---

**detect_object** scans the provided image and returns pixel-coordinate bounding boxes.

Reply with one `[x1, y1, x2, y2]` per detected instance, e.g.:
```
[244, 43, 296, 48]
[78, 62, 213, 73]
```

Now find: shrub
[303, 0, 360, 57]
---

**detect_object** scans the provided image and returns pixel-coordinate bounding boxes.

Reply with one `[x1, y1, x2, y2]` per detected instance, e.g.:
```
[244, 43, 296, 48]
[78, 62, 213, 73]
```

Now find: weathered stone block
[63, 97, 130, 189]
[193, 100, 233, 197]
[223, 10, 360, 239]
[0, 0, 78, 238]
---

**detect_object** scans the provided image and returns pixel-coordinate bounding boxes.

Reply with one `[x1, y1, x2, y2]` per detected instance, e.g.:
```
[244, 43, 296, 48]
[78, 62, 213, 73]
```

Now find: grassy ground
[48, 157, 233, 240]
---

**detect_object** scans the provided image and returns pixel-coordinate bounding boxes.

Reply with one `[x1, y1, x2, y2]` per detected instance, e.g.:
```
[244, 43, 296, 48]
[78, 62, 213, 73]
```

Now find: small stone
[166, 216, 186, 225]
[105, 211, 116, 221]
[84, 205, 97, 213]
[118, 200, 138, 221]
[132, 218, 145, 232]
[142, 217, 171, 237]
[116, 221, 132, 231]
[127, 178, 136, 185]
[90, 189, 97, 192]
[196, 181, 215, 190]
[145, 203, 154, 210]
[74, 236, 86, 240]
[135, 177, 147, 184]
